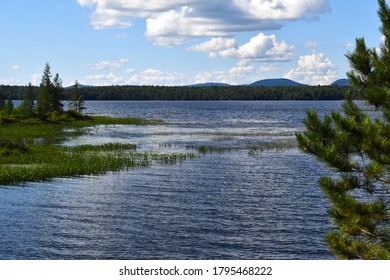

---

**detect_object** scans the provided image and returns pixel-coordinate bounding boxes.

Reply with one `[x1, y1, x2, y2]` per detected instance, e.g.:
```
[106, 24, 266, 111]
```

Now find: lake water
[0, 101, 343, 260]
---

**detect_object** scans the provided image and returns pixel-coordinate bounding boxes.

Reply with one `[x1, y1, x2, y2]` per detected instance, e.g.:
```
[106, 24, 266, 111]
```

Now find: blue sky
[0, 0, 383, 86]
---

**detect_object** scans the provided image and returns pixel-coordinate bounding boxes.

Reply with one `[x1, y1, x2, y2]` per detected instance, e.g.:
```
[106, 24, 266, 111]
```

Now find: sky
[0, 0, 384, 86]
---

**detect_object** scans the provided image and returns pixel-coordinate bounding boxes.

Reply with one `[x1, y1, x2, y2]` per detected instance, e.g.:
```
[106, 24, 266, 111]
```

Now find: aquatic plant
[0, 116, 190, 185]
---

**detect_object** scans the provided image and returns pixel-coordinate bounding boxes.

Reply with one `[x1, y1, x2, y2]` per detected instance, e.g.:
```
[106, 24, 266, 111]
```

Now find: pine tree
[35, 63, 63, 117]
[36, 63, 52, 117]
[0, 90, 5, 110]
[3, 96, 14, 116]
[69, 80, 85, 113]
[18, 83, 35, 118]
[36, 86, 49, 118]
[296, 0, 390, 259]
[52, 73, 64, 113]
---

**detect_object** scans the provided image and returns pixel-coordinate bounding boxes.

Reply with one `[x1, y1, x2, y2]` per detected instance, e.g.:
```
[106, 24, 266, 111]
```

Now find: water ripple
[0, 101, 342, 259]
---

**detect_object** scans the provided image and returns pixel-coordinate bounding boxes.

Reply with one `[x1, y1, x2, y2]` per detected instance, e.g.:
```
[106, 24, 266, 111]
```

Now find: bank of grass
[0, 115, 193, 185]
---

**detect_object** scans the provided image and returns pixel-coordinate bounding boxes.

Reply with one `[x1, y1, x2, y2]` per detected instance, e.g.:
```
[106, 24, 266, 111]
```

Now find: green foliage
[69, 80, 86, 113]
[297, 0, 390, 259]
[17, 83, 35, 118]
[0, 147, 195, 185]
[52, 73, 64, 113]
[36, 63, 64, 117]
[2, 84, 358, 101]
[0, 90, 5, 110]
[36, 85, 50, 117]
[2, 97, 14, 116]
[0, 64, 73, 122]
[0, 115, 187, 185]
[0, 137, 29, 157]
[59, 84, 357, 101]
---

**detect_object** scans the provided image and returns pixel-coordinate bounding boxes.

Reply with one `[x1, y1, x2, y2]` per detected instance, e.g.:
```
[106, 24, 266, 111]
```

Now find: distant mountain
[249, 78, 308, 87]
[66, 84, 93, 89]
[331, 79, 350, 86]
[188, 82, 230, 87]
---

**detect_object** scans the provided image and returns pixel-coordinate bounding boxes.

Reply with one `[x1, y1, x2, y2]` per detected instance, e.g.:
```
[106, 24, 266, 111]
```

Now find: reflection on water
[0, 101, 342, 259]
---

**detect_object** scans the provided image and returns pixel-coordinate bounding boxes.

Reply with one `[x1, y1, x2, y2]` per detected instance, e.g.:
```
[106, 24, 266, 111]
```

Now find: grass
[188, 137, 297, 155]
[0, 115, 194, 185]
[0, 112, 298, 185]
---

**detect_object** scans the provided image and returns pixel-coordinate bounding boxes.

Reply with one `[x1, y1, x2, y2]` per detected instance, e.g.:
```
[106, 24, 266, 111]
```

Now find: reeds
[0, 116, 193, 185]
[187, 138, 298, 155]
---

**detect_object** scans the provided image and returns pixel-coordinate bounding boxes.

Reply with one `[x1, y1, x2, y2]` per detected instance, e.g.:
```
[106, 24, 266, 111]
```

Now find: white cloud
[188, 37, 237, 58]
[190, 33, 294, 61]
[194, 71, 223, 84]
[85, 58, 129, 71]
[81, 73, 124, 86]
[127, 68, 186, 85]
[0, 78, 21, 85]
[145, 5, 240, 43]
[305, 41, 318, 49]
[77, 0, 330, 45]
[229, 64, 255, 75]
[11, 65, 21, 70]
[284, 52, 337, 85]
[31, 73, 41, 86]
[194, 61, 280, 85]
[233, 0, 330, 20]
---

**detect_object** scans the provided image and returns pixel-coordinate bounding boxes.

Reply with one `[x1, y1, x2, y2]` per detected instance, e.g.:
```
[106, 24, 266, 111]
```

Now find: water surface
[0, 101, 342, 259]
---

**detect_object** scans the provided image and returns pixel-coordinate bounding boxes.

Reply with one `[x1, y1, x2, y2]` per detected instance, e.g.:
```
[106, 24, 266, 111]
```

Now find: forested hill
[1, 84, 358, 101]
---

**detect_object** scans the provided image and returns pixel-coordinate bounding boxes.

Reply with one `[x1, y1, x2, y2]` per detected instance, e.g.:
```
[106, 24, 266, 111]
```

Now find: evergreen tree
[36, 63, 52, 117]
[3, 96, 14, 116]
[296, 0, 390, 259]
[36, 85, 50, 117]
[69, 80, 85, 113]
[0, 90, 5, 110]
[52, 73, 64, 113]
[35, 63, 63, 117]
[18, 83, 35, 118]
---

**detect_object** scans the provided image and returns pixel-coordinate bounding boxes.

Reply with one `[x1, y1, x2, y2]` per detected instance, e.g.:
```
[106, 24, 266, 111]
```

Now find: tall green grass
[0, 116, 195, 185]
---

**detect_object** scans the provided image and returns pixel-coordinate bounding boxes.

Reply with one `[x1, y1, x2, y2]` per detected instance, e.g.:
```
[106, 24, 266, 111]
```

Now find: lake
[0, 100, 343, 259]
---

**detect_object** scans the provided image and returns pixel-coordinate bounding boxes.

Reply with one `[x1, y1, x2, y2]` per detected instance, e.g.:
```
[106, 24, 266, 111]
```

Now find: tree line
[1, 83, 358, 101]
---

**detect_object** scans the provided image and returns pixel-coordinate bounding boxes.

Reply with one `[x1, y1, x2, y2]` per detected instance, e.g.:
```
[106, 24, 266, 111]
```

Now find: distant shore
[1, 84, 358, 101]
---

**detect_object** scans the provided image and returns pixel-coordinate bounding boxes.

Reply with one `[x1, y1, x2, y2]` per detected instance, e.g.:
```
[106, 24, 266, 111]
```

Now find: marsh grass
[188, 137, 298, 155]
[0, 116, 195, 185]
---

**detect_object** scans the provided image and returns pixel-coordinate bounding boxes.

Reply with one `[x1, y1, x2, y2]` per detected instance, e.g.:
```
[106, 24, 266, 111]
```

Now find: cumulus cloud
[194, 61, 280, 85]
[81, 73, 124, 86]
[189, 33, 294, 61]
[0, 78, 21, 85]
[84, 58, 129, 71]
[77, 0, 330, 45]
[188, 37, 237, 58]
[233, 0, 330, 20]
[127, 68, 185, 85]
[79, 59, 185, 85]
[194, 68, 255, 85]
[79, 69, 185, 86]
[284, 52, 337, 85]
